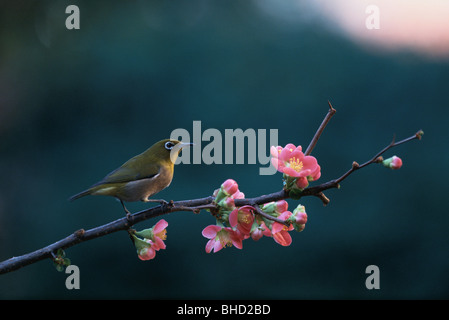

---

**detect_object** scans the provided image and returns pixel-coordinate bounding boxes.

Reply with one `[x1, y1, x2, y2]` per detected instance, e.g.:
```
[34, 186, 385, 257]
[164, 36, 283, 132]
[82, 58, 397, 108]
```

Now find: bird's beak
[170, 142, 193, 164]
[179, 142, 194, 148]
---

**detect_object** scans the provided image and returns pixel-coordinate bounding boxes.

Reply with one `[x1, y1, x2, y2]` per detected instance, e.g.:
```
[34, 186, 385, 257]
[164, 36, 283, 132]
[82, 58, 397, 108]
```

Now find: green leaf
[56, 248, 66, 258]
[54, 262, 64, 272]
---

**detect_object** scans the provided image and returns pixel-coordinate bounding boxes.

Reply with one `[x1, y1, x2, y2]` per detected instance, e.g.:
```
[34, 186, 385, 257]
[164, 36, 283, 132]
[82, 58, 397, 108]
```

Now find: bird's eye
[165, 141, 175, 150]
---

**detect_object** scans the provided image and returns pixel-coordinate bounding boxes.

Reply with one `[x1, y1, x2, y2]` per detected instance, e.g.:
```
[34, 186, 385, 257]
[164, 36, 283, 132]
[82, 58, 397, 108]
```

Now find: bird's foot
[145, 199, 168, 207]
[145, 198, 166, 204]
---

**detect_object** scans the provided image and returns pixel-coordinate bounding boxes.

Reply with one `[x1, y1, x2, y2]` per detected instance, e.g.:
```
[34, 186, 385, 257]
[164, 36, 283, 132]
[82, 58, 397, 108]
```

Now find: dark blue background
[0, 1, 447, 299]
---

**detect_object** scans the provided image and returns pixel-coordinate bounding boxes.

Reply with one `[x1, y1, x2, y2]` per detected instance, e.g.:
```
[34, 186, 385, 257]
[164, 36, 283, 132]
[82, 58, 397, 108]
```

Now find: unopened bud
[382, 155, 402, 170]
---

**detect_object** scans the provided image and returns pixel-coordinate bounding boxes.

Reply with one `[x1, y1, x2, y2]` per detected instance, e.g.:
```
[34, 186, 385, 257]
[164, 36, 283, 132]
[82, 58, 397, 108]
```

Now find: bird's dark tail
[68, 189, 92, 202]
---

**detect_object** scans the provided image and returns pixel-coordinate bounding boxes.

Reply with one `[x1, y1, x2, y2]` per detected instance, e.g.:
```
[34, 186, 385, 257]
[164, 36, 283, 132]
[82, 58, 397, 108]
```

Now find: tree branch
[0, 103, 422, 275]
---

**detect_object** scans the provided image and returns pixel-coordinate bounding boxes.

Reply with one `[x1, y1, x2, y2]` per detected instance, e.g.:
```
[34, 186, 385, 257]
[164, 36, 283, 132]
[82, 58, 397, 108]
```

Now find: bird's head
[147, 139, 193, 165]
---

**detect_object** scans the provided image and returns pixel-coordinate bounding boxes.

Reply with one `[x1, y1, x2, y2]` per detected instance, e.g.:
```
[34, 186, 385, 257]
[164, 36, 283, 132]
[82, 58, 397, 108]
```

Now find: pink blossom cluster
[202, 179, 308, 253]
[132, 219, 168, 261]
[130, 144, 406, 261]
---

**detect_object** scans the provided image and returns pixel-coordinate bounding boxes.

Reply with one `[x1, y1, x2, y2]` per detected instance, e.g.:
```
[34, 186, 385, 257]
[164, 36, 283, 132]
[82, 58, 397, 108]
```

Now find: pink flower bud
[218, 196, 235, 210]
[391, 156, 402, 169]
[138, 240, 156, 261]
[250, 227, 264, 241]
[291, 204, 307, 231]
[261, 200, 288, 214]
[221, 179, 239, 196]
[275, 200, 288, 213]
[231, 191, 245, 199]
[295, 177, 309, 189]
[294, 211, 308, 225]
[382, 155, 403, 170]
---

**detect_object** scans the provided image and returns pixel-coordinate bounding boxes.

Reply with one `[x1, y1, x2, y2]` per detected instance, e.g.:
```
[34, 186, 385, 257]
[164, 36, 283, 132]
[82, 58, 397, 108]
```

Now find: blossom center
[219, 237, 232, 248]
[221, 240, 232, 248]
[217, 230, 232, 248]
[288, 157, 303, 172]
[239, 214, 251, 224]
[156, 230, 167, 240]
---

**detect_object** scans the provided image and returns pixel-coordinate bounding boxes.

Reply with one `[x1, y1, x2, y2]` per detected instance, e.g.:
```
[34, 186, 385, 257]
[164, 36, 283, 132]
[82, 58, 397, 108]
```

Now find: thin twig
[335, 130, 423, 184]
[302, 130, 423, 197]
[304, 101, 337, 156]
[252, 205, 289, 226]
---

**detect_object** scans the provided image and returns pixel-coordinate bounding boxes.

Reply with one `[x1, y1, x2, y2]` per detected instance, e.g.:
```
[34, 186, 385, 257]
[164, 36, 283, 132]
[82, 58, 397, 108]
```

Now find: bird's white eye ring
[165, 141, 175, 150]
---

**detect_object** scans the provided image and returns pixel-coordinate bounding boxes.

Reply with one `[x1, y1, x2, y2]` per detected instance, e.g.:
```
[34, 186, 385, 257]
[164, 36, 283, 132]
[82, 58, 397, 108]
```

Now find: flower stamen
[156, 230, 167, 240]
[288, 157, 303, 172]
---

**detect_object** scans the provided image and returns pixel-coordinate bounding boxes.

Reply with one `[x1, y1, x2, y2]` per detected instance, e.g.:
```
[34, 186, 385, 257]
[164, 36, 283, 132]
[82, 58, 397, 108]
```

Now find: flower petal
[271, 146, 282, 158]
[271, 222, 284, 234]
[202, 225, 221, 239]
[230, 232, 243, 249]
[302, 155, 318, 169]
[271, 157, 280, 171]
[229, 208, 239, 228]
[153, 219, 168, 234]
[205, 239, 215, 253]
[213, 239, 224, 253]
[298, 168, 312, 177]
[273, 231, 292, 246]
[282, 167, 301, 177]
[153, 237, 166, 250]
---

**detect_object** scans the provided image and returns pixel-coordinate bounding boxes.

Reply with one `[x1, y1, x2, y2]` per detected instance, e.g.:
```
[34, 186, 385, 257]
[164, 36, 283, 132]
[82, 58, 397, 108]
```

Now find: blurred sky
[257, 0, 449, 57]
[0, 0, 448, 299]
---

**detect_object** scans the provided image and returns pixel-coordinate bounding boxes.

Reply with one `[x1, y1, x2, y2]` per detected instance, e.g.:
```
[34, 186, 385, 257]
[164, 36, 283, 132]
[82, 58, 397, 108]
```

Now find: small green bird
[69, 139, 192, 215]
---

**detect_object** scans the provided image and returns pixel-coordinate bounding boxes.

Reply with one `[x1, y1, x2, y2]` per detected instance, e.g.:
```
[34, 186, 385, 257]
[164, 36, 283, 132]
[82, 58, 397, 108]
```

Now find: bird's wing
[93, 157, 161, 186]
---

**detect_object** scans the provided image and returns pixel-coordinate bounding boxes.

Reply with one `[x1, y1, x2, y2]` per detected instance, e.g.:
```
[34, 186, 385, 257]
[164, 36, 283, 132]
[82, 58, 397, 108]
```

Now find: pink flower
[271, 144, 321, 182]
[271, 211, 294, 246]
[151, 219, 168, 250]
[133, 219, 168, 260]
[229, 205, 255, 235]
[222, 179, 239, 196]
[202, 225, 243, 253]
